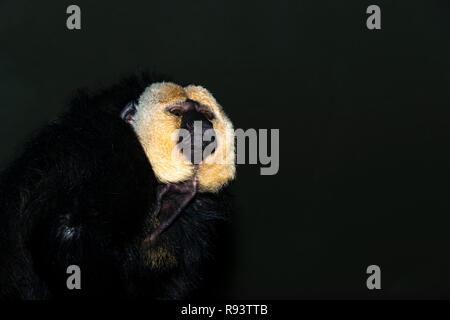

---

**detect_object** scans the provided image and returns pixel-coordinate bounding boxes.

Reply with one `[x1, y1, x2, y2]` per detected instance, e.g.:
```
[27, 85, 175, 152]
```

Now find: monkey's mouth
[144, 177, 197, 244]
[177, 133, 217, 165]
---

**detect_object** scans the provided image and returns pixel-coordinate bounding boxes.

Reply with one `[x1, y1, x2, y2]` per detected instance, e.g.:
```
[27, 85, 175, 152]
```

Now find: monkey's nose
[178, 111, 217, 164]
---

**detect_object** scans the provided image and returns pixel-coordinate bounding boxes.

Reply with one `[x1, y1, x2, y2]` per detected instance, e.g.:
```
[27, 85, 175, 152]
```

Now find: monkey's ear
[148, 179, 197, 242]
[120, 102, 137, 124]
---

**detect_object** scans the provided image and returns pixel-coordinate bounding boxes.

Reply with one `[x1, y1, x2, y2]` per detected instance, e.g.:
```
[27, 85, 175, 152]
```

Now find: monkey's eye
[200, 109, 215, 121]
[167, 107, 182, 117]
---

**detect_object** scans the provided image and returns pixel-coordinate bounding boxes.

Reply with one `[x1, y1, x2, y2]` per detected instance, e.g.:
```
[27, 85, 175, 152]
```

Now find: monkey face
[123, 82, 235, 193]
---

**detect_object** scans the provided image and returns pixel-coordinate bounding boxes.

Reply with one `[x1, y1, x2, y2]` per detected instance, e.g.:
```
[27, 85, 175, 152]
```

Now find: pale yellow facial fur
[132, 82, 235, 193]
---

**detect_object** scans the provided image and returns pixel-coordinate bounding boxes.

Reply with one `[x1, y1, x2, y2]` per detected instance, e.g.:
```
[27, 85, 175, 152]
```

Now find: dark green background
[1, 0, 450, 298]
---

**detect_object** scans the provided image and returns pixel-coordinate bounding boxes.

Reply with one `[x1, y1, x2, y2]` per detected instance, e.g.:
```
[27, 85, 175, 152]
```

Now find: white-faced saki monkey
[0, 72, 236, 299]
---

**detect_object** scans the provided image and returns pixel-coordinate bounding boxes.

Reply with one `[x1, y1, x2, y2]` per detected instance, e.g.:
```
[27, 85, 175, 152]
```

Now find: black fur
[0, 72, 232, 299]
